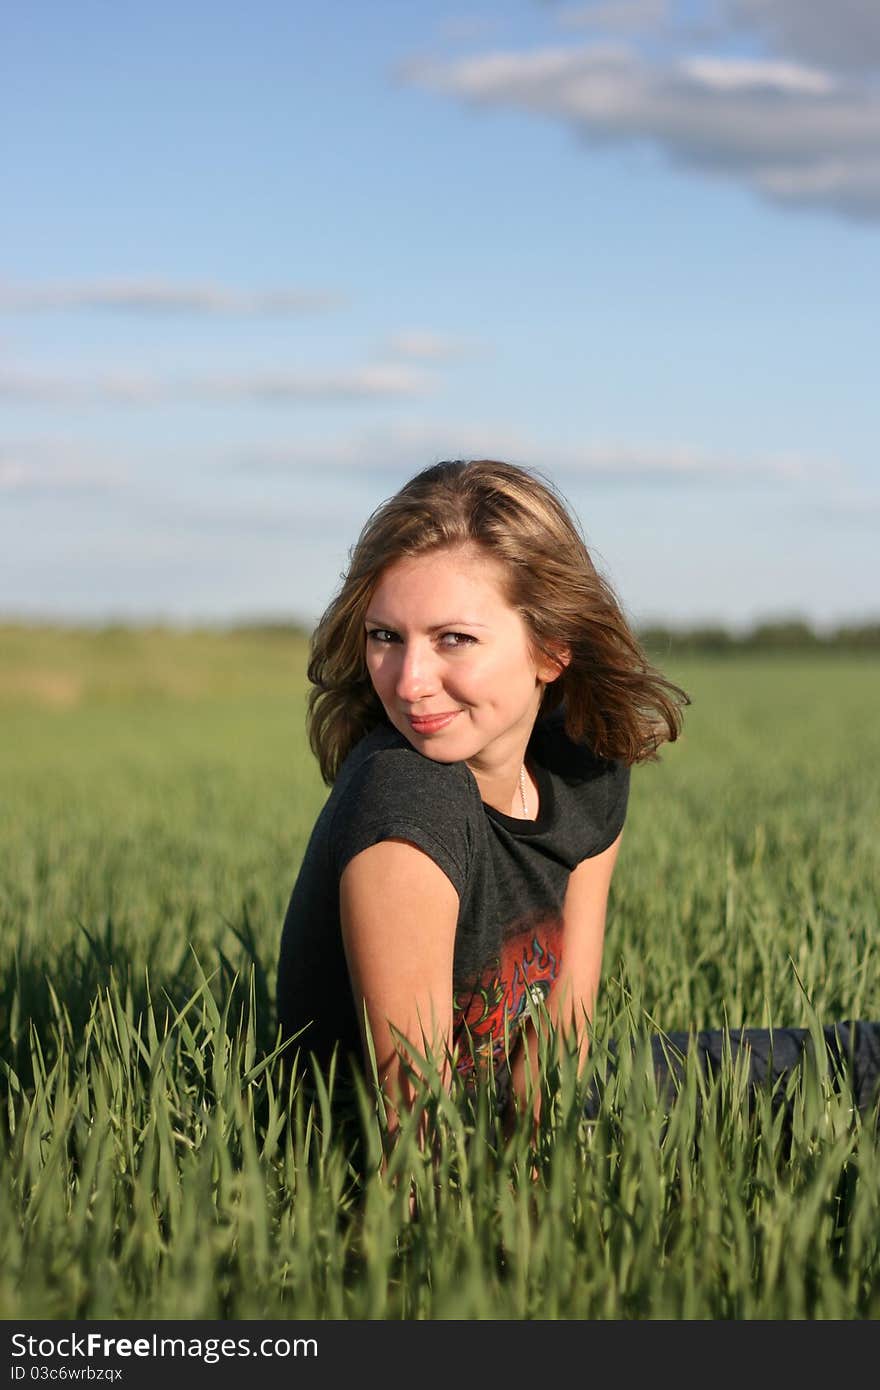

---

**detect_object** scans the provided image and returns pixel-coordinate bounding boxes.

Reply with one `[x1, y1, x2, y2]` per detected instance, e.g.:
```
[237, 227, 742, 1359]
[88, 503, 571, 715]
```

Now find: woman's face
[364, 544, 562, 774]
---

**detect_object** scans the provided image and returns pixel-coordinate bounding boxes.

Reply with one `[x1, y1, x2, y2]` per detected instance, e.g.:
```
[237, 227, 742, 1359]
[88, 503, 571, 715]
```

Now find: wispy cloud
[405, 0, 880, 219]
[0, 279, 345, 315]
[229, 421, 841, 485]
[0, 440, 124, 494]
[557, 0, 670, 34]
[100, 492, 357, 537]
[437, 16, 503, 44]
[796, 485, 880, 524]
[0, 364, 432, 405]
[3, 422, 843, 495]
[680, 54, 834, 94]
[383, 329, 485, 362]
[732, 0, 880, 74]
[555, 0, 880, 70]
[0, 438, 364, 535]
[551, 440, 840, 483]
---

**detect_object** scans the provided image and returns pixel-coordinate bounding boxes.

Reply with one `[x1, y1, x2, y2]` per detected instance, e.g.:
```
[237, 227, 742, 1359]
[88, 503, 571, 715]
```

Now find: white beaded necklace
[518, 763, 529, 818]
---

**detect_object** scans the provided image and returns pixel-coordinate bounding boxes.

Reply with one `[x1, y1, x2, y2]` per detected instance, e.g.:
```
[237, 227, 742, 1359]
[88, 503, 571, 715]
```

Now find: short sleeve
[329, 745, 473, 898]
[584, 758, 630, 859]
[530, 709, 631, 864]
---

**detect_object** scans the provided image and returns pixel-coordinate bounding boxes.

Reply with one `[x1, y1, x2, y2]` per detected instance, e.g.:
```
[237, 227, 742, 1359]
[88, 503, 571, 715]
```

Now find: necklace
[519, 763, 529, 818]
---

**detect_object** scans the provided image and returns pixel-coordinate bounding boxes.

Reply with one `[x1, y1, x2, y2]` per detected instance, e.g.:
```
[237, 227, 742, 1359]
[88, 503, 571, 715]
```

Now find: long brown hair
[308, 459, 690, 782]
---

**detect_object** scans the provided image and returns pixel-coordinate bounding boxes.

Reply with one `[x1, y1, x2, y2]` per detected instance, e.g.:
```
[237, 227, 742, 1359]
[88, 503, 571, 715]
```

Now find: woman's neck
[467, 743, 537, 820]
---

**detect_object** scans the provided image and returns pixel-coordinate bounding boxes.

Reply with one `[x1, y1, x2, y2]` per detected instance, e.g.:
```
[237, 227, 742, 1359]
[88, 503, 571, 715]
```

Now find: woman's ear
[536, 643, 571, 685]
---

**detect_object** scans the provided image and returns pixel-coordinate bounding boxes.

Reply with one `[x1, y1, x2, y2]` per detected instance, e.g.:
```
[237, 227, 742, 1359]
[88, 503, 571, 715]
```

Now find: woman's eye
[366, 629, 475, 647]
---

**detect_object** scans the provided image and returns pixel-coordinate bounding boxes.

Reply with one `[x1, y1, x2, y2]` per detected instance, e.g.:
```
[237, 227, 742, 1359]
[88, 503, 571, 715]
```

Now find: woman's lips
[406, 710, 461, 735]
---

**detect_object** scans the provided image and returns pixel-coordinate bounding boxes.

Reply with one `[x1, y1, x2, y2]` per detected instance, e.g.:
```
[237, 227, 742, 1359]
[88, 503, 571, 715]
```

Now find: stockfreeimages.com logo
[11, 1333, 316, 1367]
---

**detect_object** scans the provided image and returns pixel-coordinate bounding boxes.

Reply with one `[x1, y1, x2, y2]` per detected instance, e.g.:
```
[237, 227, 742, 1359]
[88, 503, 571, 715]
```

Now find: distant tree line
[636, 619, 880, 655]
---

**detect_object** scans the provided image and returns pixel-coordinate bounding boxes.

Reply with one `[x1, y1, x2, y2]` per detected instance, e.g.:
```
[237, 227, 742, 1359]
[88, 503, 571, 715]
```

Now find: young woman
[276, 459, 879, 1129]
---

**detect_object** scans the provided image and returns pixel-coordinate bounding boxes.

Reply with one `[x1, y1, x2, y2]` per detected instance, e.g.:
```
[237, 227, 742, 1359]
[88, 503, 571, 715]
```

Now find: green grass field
[2, 625, 879, 1318]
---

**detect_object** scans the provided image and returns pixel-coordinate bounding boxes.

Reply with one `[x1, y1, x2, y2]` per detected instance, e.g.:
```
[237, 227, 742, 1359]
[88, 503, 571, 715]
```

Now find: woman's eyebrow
[364, 616, 490, 631]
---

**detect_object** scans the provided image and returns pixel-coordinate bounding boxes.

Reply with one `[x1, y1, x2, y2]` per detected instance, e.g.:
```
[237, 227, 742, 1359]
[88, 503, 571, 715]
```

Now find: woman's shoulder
[531, 706, 631, 856]
[532, 705, 628, 783]
[337, 719, 476, 801]
[329, 720, 480, 893]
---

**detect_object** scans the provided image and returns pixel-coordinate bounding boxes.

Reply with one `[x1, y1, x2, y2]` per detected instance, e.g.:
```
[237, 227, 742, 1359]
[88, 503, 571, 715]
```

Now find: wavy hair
[307, 459, 690, 782]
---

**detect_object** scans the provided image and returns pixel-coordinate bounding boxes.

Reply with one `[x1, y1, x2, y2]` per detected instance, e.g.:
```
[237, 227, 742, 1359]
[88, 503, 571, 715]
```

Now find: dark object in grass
[584, 1021, 880, 1124]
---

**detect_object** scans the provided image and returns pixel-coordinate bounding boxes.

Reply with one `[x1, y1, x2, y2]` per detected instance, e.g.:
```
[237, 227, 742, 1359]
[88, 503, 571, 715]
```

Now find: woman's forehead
[369, 545, 514, 614]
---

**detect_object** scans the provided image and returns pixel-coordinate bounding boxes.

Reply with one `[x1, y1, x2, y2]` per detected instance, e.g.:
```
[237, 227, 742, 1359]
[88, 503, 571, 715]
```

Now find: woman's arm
[550, 827, 624, 1056]
[339, 838, 459, 1129]
[507, 829, 624, 1122]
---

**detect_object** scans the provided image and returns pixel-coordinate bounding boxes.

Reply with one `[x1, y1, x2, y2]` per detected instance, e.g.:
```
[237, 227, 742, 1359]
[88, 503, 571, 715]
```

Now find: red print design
[453, 917, 562, 1077]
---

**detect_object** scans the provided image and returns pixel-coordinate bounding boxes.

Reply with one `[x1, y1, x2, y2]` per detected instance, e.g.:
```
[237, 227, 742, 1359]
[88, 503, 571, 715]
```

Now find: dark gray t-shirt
[276, 708, 630, 1086]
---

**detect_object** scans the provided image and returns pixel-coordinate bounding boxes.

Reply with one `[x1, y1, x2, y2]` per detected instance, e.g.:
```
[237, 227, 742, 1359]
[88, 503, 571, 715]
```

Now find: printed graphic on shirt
[453, 914, 563, 1077]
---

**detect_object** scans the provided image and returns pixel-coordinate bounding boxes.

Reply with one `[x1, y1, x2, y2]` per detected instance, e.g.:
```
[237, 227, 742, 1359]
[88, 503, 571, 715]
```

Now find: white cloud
[405, 40, 880, 218]
[553, 440, 839, 483]
[0, 440, 124, 493]
[557, 0, 880, 71]
[0, 363, 432, 404]
[681, 55, 834, 95]
[384, 330, 484, 362]
[0, 280, 344, 315]
[731, 0, 880, 74]
[798, 486, 880, 523]
[108, 492, 354, 537]
[229, 421, 840, 485]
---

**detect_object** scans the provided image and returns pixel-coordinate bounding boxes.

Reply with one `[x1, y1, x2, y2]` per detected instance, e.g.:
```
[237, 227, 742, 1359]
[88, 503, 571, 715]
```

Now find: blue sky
[2, 0, 878, 631]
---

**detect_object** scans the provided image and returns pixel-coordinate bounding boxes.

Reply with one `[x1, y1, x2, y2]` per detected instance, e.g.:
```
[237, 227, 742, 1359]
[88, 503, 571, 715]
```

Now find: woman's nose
[395, 642, 437, 702]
